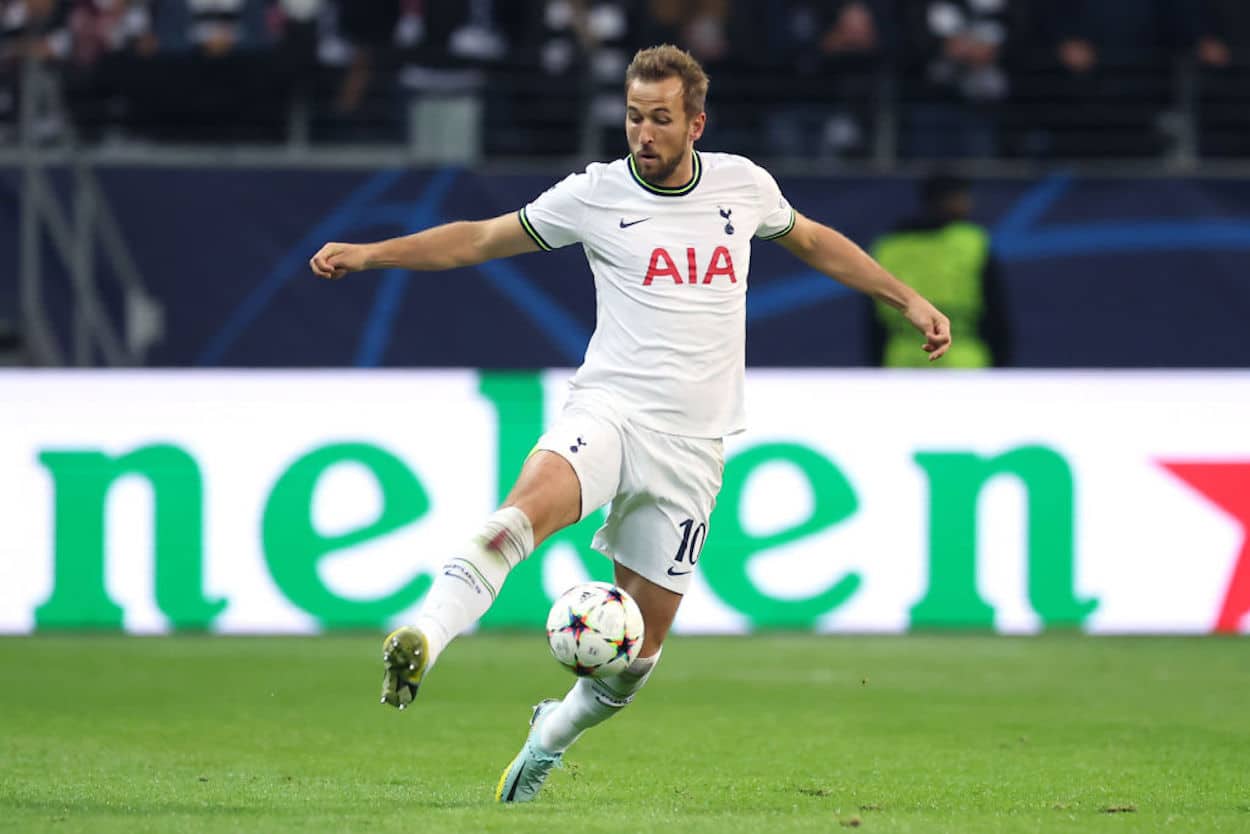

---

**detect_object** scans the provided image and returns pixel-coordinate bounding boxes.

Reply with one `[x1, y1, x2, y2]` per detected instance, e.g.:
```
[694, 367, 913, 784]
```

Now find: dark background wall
[3, 166, 1248, 368]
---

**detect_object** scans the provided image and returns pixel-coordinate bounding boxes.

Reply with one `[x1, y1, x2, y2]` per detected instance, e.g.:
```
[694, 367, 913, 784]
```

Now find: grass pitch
[1, 634, 1247, 833]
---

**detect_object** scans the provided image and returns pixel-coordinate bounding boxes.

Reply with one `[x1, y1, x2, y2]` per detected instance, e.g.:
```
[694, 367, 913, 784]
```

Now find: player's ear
[689, 111, 706, 142]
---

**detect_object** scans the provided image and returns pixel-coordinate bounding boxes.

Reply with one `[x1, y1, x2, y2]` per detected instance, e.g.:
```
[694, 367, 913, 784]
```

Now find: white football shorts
[534, 395, 724, 594]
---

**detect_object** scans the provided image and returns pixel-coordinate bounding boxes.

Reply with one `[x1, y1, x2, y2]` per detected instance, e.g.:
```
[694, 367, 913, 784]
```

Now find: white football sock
[538, 650, 661, 753]
[412, 506, 534, 667]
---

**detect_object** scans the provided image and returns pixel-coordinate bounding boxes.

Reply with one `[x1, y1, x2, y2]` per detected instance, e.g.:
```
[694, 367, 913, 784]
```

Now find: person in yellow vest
[870, 173, 1009, 368]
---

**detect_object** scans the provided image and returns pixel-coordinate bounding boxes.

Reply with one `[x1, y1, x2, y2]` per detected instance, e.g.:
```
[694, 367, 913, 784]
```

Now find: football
[545, 582, 645, 678]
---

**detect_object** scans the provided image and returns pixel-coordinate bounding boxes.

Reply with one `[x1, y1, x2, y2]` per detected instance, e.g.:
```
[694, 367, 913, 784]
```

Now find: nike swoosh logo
[666, 567, 693, 577]
[506, 762, 525, 801]
[619, 217, 651, 228]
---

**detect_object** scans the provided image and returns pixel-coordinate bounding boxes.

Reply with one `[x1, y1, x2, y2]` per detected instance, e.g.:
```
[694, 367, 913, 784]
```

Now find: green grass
[1, 635, 1247, 833]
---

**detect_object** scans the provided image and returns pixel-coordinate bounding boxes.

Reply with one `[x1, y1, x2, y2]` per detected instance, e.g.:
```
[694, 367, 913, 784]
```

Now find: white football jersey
[519, 151, 795, 438]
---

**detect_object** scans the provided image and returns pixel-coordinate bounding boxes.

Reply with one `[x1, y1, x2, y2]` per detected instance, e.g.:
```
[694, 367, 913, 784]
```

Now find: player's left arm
[774, 212, 952, 361]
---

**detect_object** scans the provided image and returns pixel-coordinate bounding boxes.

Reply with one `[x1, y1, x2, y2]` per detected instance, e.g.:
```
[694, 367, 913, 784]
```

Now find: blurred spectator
[534, 0, 632, 80]
[262, 0, 323, 144]
[1195, 0, 1250, 67]
[525, 0, 634, 157]
[756, 0, 892, 159]
[69, 0, 157, 67]
[267, 0, 320, 70]
[901, 0, 1013, 159]
[1050, 0, 1195, 71]
[187, 0, 244, 56]
[412, 0, 533, 67]
[0, 0, 71, 140]
[1008, 0, 1195, 158]
[870, 172, 1010, 368]
[61, 0, 157, 140]
[3, 0, 1249, 162]
[331, 0, 399, 121]
[641, 0, 730, 65]
[406, 1, 564, 156]
[1, 0, 71, 63]
[1196, 0, 1250, 157]
[638, 0, 782, 155]
[820, 0, 879, 57]
[92, 0, 288, 142]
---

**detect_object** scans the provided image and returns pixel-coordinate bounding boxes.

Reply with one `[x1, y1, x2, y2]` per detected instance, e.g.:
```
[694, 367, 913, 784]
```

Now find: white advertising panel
[2, 369, 1247, 635]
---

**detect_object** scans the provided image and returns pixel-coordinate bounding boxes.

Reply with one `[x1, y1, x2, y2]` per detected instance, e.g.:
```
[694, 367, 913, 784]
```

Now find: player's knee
[504, 451, 583, 542]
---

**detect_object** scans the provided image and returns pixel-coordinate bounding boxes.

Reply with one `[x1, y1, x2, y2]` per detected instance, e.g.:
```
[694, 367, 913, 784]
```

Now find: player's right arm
[308, 212, 539, 279]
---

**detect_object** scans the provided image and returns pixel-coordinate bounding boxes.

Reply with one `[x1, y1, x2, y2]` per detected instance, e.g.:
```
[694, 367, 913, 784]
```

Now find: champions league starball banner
[2, 369, 1249, 636]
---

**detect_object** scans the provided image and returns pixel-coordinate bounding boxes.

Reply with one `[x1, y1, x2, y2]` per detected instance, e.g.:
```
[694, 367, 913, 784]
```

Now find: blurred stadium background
[2, 2, 1249, 831]
[0, 0, 1248, 368]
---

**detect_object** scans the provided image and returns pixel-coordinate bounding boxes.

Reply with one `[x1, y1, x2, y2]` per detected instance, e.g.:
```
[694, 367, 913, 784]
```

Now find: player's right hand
[309, 242, 370, 280]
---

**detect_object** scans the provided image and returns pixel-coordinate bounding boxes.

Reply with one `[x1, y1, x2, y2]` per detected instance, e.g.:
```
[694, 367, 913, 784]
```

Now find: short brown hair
[624, 44, 709, 118]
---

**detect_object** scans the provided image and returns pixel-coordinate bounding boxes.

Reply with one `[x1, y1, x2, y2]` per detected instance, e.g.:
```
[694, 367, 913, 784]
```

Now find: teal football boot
[495, 699, 564, 802]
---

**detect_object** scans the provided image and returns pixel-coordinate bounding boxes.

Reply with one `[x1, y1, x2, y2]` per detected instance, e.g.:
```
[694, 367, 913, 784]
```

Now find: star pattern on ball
[611, 632, 637, 663]
[604, 587, 625, 604]
[560, 610, 590, 638]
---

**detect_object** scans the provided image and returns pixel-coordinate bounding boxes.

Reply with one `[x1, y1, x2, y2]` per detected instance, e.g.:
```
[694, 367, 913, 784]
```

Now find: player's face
[626, 77, 706, 187]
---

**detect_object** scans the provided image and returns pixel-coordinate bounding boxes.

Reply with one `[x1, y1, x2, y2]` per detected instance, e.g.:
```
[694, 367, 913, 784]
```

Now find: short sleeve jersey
[519, 151, 795, 437]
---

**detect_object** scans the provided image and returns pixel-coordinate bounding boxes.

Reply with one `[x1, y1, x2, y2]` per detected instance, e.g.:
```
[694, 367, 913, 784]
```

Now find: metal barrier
[16, 55, 163, 367]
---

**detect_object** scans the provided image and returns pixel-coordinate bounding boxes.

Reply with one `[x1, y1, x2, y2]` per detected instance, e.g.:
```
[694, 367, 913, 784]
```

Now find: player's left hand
[905, 299, 951, 361]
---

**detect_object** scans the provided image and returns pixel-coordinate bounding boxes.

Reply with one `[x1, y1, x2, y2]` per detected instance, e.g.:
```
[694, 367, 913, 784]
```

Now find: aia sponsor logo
[642, 246, 737, 286]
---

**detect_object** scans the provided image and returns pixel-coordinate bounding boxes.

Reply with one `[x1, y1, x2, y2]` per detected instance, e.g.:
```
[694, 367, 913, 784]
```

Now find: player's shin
[538, 650, 661, 753]
[412, 506, 535, 667]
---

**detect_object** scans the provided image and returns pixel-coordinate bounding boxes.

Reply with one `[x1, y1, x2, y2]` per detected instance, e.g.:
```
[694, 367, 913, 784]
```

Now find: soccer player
[309, 44, 951, 803]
